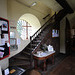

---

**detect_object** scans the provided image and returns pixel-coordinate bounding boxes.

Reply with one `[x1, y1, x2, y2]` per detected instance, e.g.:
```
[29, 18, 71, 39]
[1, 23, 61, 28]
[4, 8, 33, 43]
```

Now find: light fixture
[31, 2, 37, 6]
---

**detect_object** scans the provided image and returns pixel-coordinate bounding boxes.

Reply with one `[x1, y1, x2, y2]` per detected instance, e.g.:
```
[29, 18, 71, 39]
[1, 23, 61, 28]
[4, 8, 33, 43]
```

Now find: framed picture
[3, 34, 9, 42]
[10, 45, 18, 51]
[1, 21, 8, 31]
[10, 38, 16, 45]
[10, 32, 15, 38]
[0, 17, 10, 60]
[52, 29, 59, 37]
[10, 38, 18, 52]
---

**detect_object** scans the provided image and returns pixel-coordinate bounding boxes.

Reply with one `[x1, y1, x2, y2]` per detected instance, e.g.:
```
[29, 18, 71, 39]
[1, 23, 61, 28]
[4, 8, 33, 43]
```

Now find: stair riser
[22, 51, 31, 56]
[13, 58, 30, 61]
[22, 53, 31, 58]
[23, 49, 32, 53]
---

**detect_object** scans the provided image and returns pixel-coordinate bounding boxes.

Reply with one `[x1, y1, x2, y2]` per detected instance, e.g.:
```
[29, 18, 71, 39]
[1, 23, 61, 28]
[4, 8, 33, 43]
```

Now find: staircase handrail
[30, 14, 55, 41]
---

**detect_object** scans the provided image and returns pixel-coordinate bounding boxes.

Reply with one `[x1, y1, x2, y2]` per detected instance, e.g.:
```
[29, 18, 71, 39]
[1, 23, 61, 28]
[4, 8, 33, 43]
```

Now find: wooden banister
[30, 14, 55, 41]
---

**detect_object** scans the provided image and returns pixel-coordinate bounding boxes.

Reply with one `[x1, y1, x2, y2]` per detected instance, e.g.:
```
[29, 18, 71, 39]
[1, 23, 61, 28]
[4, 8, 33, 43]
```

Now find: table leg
[52, 55, 54, 64]
[43, 60, 46, 71]
[34, 59, 38, 69]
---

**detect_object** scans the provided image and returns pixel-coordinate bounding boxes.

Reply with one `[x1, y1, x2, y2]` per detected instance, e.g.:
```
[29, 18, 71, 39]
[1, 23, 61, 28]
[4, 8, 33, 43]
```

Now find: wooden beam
[56, 0, 74, 14]
[43, 14, 50, 19]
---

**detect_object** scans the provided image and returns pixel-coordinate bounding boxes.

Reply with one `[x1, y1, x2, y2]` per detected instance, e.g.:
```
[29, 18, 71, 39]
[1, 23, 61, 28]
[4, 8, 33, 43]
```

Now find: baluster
[35, 34, 36, 38]
[30, 36, 32, 41]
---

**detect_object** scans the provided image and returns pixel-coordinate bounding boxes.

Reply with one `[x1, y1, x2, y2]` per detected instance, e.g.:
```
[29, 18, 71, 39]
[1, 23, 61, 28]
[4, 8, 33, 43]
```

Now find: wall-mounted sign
[0, 17, 10, 60]
[52, 29, 59, 37]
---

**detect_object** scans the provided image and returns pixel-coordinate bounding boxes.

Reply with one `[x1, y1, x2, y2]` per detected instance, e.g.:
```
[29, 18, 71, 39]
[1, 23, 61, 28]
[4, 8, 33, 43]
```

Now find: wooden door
[65, 18, 71, 55]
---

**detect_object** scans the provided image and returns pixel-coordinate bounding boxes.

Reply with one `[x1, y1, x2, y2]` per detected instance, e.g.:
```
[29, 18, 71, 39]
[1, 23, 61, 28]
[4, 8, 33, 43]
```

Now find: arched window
[17, 19, 32, 40]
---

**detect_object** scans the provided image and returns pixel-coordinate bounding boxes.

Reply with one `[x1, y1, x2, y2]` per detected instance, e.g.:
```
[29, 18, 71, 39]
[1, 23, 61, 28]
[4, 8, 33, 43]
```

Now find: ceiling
[66, 0, 75, 11]
[38, 0, 62, 12]
[16, 0, 75, 26]
[16, 0, 75, 12]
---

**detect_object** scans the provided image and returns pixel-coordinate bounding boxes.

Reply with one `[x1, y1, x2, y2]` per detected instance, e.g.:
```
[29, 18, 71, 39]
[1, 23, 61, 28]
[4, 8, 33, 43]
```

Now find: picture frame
[10, 32, 15, 38]
[0, 17, 10, 60]
[10, 45, 18, 51]
[52, 29, 59, 37]
[10, 38, 16, 45]
[1, 21, 8, 31]
[10, 38, 18, 52]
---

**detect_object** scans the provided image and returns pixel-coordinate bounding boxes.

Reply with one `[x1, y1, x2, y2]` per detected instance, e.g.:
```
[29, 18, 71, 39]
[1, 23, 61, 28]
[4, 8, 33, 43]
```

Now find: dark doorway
[65, 18, 71, 55]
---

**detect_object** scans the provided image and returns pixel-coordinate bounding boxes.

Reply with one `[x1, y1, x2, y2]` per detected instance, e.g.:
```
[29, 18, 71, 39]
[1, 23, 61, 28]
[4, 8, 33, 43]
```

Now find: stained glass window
[17, 19, 32, 40]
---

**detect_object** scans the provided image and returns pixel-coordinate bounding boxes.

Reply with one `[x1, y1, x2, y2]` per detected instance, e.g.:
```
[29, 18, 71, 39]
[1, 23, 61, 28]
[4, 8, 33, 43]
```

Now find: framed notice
[52, 29, 59, 37]
[10, 32, 15, 38]
[0, 17, 10, 60]
[10, 38, 16, 45]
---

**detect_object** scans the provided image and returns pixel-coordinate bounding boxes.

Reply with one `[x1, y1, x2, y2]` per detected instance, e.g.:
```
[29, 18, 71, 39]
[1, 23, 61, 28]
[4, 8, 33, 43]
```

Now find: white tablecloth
[33, 51, 55, 57]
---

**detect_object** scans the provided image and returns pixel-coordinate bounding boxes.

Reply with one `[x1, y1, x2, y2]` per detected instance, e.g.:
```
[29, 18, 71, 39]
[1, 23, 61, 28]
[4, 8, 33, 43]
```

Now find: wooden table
[33, 51, 55, 71]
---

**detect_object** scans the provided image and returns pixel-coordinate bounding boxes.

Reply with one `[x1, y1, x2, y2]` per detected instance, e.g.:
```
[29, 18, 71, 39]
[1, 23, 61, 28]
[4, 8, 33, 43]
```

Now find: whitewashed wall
[0, 0, 9, 70]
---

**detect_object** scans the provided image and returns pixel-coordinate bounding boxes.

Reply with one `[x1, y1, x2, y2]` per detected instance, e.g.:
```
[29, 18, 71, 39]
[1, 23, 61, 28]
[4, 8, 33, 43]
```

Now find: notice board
[0, 17, 10, 60]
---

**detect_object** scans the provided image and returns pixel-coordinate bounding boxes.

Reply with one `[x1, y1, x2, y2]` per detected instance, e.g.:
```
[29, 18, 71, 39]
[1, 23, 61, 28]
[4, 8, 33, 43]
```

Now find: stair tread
[12, 52, 22, 57]
[18, 65, 30, 69]
[26, 47, 35, 50]
[33, 40, 41, 43]
[10, 60, 30, 66]
[30, 44, 39, 47]
[31, 44, 37, 46]
[40, 33, 45, 36]
[10, 63, 30, 66]
[38, 35, 45, 37]
[12, 53, 30, 59]
[22, 51, 31, 56]
[42, 30, 48, 32]
[21, 53, 30, 58]
[23, 49, 31, 53]
[35, 38, 41, 41]
[13, 56, 30, 60]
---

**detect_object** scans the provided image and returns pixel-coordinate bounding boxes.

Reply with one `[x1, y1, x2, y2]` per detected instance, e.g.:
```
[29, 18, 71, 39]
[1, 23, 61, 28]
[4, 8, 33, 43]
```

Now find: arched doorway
[17, 13, 41, 40]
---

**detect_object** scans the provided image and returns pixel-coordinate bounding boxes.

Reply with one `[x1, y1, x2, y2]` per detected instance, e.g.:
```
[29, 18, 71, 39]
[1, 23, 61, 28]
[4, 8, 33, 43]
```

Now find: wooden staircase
[9, 15, 55, 70]
[9, 7, 71, 70]
[9, 24, 52, 69]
